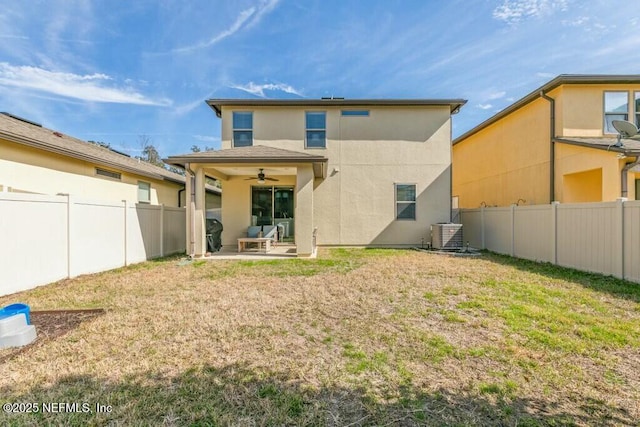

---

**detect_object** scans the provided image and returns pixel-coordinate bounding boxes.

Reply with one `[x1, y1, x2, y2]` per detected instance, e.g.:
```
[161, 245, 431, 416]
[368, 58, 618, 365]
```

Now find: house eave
[453, 74, 640, 145]
[207, 98, 467, 115]
[554, 137, 640, 157]
[1, 131, 184, 185]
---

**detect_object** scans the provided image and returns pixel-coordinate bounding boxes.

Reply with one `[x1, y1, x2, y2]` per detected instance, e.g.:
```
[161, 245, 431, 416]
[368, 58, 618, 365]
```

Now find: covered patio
[165, 146, 327, 258]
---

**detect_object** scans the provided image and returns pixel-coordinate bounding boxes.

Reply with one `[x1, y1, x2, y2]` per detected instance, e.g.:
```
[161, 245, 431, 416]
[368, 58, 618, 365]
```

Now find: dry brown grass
[0, 249, 638, 426]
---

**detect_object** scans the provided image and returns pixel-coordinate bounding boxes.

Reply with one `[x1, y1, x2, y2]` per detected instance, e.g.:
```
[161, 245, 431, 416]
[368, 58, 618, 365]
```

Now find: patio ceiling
[208, 166, 297, 176]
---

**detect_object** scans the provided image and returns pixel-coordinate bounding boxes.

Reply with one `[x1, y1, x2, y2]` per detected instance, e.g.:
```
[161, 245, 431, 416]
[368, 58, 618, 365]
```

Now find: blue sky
[1, 0, 639, 158]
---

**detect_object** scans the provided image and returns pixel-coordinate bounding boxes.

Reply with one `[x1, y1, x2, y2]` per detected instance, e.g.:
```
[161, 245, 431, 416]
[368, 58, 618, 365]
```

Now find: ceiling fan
[245, 168, 279, 184]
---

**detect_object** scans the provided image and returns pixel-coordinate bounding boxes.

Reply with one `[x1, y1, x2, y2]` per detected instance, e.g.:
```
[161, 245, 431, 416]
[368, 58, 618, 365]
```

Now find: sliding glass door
[251, 186, 295, 240]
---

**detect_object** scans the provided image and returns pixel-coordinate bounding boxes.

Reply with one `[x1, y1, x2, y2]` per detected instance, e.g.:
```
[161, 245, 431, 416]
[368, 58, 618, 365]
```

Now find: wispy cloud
[172, 0, 280, 53]
[0, 34, 29, 40]
[477, 104, 493, 110]
[173, 98, 208, 116]
[0, 63, 171, 106]
[230, 82, 303, 98]
[486, 91, 506, 100]
[493, 0, 570, 24]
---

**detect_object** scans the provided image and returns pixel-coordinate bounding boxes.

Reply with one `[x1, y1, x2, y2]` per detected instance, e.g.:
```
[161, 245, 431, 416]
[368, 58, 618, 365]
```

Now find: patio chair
[245, 225, 281, 247]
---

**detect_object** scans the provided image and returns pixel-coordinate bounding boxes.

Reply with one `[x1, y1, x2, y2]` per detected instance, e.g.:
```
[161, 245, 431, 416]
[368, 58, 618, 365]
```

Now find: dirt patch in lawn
[0, 309, 105, 363]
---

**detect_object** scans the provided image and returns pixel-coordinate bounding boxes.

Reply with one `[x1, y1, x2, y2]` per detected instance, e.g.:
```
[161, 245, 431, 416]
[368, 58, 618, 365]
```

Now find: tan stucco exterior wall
[219, 105, 453, 247]
[453, 84, 640, 207]
[0, 138, 183, 206]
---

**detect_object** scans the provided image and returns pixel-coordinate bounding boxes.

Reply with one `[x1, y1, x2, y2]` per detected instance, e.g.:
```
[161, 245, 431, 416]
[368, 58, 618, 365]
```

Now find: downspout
[621, 156, 640, 198]
[540, 91, 556, 203]
[178, 186, 185, 208]
[186, 163, 196, 258]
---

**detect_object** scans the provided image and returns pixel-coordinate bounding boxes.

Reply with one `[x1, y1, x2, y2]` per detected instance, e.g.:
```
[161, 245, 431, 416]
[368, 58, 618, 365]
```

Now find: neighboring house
[453, 75, 640, 208]
[0, 112, 221, 209]
[165, 97, 466, 257]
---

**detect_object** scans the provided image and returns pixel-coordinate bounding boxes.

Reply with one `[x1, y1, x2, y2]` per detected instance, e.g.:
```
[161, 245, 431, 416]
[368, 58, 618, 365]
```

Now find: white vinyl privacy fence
[0, 192, 186, 296]
[460, 200, 640, 284]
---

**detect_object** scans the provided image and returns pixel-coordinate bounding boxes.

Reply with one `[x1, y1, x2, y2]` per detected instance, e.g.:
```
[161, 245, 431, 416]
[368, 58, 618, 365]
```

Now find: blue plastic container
[0, 303, 31, 324]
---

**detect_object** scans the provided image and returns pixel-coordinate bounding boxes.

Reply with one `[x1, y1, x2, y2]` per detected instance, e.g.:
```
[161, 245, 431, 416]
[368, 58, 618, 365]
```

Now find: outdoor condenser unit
[431, 223, 463, 250]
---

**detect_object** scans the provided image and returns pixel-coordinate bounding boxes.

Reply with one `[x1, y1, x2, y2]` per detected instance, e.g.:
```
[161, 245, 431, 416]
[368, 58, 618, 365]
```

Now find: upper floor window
[635, 92, 640, 127]
[604, 92, 628, 134]
[138, 181, 151, 203]
[233, 112, 253, 147]
[305, 111, 326, 148]
[341, 110, 369, 117]
[395, 183, 416, 220]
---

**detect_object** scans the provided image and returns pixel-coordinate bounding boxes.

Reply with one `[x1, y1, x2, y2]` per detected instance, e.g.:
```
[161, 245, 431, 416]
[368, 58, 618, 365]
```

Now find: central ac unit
[431, 223, 463, 250]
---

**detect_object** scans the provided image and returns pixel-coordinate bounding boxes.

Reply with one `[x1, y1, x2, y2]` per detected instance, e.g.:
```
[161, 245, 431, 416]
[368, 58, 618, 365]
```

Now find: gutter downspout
[621, 156, 640, 198]
[178, 186, 185, 208]
[540, 91, 556, 203]
[186, 163, 196, 258]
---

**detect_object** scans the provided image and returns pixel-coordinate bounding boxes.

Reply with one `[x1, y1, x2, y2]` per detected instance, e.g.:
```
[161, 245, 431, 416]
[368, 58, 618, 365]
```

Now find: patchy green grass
[0, 249, 638, 426]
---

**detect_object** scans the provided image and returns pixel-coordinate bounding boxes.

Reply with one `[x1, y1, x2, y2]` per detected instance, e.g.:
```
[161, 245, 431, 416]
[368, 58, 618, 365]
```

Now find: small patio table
[237, 237, 272, 253]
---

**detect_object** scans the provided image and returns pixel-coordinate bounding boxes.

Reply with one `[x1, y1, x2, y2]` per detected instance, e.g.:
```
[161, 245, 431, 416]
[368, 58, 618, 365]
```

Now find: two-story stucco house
[453, 75, 640, 208]
[165, 97, 466, 257]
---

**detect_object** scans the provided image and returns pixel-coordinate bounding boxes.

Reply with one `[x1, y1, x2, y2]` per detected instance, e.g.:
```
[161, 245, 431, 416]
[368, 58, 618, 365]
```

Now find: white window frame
[395, 183, 417, 221]
[635, 91, 640, 128]
[305, 111, 326, 149]
[137, 181, 151, 204]
[232, 111, 253, 147]
[603, 91, 629, 134]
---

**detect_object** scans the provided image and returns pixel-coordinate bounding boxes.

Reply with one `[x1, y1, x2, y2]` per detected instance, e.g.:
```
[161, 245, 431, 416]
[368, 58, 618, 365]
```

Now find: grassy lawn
[1, 249, 639, 426]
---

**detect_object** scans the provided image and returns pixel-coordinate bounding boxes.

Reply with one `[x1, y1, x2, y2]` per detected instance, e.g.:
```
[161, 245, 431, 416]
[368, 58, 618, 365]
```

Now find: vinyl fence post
[616, 198, 627, 280]
[550, 202, 559, 265]
[123, 200, 128, 267]
[160, 204, 165, 258]
[480, 206, 486, 250]
[510, 204, 516, 257]
[66, 194, 73, 279]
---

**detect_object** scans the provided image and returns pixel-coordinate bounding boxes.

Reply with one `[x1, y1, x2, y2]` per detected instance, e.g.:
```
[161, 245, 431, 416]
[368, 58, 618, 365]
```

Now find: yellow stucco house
[0, 112, 221, 209]
[165, 97, 466, 257]
[453, 75, 640, 208]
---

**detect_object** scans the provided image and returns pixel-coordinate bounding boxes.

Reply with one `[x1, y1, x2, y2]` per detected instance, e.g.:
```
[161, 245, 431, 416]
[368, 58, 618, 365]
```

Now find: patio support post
[185, 163, 194, 256]
[194, 165, 207, 257]
[295, 165, 314, 257]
